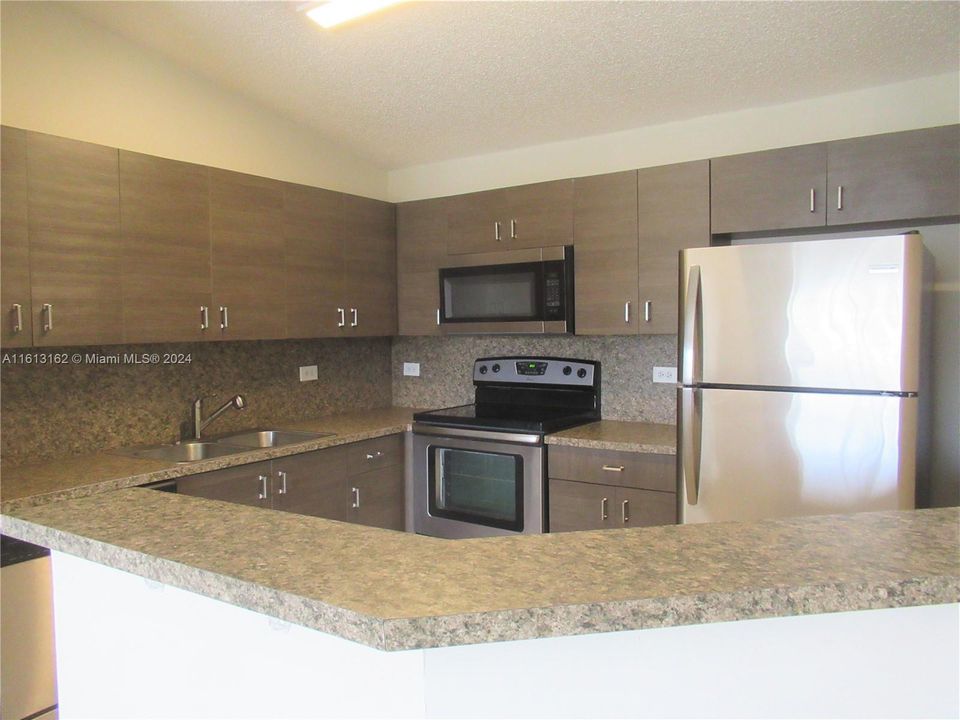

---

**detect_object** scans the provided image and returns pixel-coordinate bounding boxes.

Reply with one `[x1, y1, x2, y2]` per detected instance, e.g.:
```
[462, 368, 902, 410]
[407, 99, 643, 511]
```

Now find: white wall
[388, 72, 960, 201]
[0, 2, 390, 200]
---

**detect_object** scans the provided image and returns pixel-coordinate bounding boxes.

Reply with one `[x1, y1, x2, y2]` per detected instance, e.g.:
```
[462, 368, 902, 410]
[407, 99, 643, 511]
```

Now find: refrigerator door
[678, 387, 917, 524]
[679, 234, 923, 392]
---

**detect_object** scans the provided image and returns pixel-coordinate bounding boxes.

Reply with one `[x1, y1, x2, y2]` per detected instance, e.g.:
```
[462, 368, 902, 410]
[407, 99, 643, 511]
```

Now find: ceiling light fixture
[306, 0, 405, 29]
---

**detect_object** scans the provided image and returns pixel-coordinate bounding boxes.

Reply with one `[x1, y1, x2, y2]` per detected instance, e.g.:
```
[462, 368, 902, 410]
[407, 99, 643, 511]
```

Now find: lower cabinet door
[618, 486, 677, 528]
[273, 447, 348, 521]
[548, 479, 617, 532]
[177, 460, 273, 509]
[347, 464, 405, 531]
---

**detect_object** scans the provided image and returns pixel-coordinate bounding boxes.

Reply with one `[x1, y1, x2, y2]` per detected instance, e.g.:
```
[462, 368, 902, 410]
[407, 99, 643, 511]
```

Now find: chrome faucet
[193, 394, 246, 440]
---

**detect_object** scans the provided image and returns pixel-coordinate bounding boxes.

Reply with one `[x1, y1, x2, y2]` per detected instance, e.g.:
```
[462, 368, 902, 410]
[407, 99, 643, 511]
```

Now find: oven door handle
[412, 423, 542, 446]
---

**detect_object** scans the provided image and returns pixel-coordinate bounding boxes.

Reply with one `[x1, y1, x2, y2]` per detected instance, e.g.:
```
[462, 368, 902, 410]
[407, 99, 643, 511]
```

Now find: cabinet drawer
[346, 433, 403, 475]
[548, 445, 675, 492]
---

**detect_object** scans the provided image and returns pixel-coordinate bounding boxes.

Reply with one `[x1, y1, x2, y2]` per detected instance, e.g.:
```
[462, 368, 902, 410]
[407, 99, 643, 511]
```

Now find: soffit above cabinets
[62, 1, 959, 169]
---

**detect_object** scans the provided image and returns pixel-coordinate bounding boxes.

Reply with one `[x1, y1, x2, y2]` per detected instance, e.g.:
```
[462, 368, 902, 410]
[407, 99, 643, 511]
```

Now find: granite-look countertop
[0, 407, 420, 513]
[2, 490, 956, 651]
[546, 420, 676, 454]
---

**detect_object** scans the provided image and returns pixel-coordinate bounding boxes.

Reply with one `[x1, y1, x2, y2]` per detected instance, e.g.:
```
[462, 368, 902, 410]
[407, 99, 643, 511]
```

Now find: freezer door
[678, 388, 916, 524]
[679, 234, 923, 392]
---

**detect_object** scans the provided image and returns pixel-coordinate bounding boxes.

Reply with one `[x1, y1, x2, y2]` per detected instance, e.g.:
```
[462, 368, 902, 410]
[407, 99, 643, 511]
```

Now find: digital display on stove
[516, 361, 548, 376]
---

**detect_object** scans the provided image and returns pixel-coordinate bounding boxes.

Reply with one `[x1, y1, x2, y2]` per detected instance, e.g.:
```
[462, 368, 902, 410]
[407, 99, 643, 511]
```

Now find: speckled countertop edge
[0, 408, 419, 513]
[545, 420, 677, 454]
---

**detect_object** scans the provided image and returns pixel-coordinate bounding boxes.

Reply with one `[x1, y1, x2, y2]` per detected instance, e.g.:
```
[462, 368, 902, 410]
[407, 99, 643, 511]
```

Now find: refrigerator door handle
[681, 264, 702, 385]
[681, 387, 702, 505]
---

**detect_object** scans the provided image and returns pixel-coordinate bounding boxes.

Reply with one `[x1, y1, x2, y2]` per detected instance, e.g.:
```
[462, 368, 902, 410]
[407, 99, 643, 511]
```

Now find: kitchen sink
[213, 429, 336, 448]
[116, 440, 248, 464]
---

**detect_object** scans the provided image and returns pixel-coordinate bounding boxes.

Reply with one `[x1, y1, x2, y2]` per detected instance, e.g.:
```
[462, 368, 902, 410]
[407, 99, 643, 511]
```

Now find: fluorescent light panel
[306, 0, 405, 29]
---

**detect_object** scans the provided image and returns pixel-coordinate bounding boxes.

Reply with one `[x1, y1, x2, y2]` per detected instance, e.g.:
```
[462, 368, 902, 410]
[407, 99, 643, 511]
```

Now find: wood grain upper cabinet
[573, 170, 639, 335]
[283, 183, 343, 338]
[711, 144, 828, 234]
[341, 194, 397, 337]
[27, 131, 124, 347]
[397, 197, 448, 336]
[119, 152, 211, 344]
[447, 180, 573, 254]
[827, 125, 960, 226]
[209, 169, 286, 340]
[636, 160, 710, 334]
[1, 127, 32, 347]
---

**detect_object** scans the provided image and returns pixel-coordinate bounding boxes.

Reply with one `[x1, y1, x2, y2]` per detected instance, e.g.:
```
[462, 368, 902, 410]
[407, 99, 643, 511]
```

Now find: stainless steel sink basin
[214, 429, 336, 449]
[116, 441, 248, 464]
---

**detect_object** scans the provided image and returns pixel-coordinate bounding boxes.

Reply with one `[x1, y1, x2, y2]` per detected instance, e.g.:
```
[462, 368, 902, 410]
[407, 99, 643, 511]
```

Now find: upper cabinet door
[711, 144, 827, 234]
[573, 170, 639, 335]
[1, 127, 32, 347]
[502, 179, 574, 250]
[397, 197, 448, 336]
[447, 188, 505, 255]
[636, 160, 710, 335]
[342, 194, 397, 337]
[283, 183, 343, 338]
[209, 169, 286, 341]
[827, 125, 960, 226]
[119, 151, 211, 344]
[27, 132, 123, 347]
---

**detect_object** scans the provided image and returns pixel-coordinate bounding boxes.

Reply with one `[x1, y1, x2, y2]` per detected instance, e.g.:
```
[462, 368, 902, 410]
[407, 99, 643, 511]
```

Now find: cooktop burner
[413, 357, 601, 435]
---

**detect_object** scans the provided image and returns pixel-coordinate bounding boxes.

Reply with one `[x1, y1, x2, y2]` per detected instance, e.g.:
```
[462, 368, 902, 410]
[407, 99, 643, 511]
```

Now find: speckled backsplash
[1, 338, 392, 465]
[391, 335, 677, 424]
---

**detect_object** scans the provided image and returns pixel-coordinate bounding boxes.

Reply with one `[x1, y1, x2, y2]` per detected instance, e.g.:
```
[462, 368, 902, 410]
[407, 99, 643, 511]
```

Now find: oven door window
[428, 446, 523, 532]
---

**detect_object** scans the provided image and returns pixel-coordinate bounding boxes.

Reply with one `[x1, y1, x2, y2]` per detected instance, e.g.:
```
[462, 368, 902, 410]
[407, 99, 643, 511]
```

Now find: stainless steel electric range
[412, 357, 601, 539]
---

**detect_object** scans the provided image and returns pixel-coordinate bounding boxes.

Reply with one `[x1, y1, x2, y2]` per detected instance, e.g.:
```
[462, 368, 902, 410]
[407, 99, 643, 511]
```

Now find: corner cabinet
[548, 445, 676, 532]
[397, 197, 449, 336]
[711, 125, 960, 234]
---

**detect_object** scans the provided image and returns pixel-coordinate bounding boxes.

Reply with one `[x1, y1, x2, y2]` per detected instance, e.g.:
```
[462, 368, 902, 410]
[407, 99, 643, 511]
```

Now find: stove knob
[562, 365, 572, 376]
[492, 363, 501, 373]
[577, 368, 587, 379]
[479, 365, 488, 375]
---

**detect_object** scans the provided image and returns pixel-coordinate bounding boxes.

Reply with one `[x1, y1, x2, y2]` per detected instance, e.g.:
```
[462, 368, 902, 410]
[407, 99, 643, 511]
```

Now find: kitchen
[1, 2, 958, 718]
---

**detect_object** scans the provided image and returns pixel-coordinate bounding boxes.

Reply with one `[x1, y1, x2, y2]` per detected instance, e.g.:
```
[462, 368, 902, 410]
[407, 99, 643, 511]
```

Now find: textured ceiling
[64, 1, 960, 169]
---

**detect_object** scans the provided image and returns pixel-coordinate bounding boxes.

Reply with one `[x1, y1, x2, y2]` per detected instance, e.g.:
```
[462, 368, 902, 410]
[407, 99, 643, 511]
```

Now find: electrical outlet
[652, 366, 677, 384]
[299, 365, 318, 382]
[403, 362, 421, 377]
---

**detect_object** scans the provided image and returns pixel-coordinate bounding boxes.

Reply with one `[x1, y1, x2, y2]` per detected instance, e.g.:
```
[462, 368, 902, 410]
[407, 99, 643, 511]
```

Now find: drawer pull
[602, 464, 625, 472]
[601, 497, 609, 521]
[622, 500, 630, 523]
[365, 450, 384, 460]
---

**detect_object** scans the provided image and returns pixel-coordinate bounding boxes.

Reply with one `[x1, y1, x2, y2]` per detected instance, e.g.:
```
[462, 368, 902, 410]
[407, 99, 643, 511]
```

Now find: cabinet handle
[258, 474, 269, 500]
[601, 497, 609, 521]
[337, 307, 346, 328]
[351, 486, 360, 509]
[365, 451, 383, 460]
[200, 305, 209, 330]
[602, 464, 625, 473]
[41, 303, 53, 333]
[622, 500, 630, 523]
[494, 221, 502, 242]
[809, 188, 816, 213]
[350, 308, 358, 327]
[510, 219, 517, 240]
[11, 304, 22, 334]
[436, 308, 441, 325]
[220, 306, 229, 330]
[644, 300, 652, 323]
[624, 301, 631, 323]
[837, 185, 844, 211]
[277, 470, 288, 496]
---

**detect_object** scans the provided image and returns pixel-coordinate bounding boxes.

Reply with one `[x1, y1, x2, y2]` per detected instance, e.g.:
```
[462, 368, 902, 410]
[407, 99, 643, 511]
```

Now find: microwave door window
[443, 271, 538, 321]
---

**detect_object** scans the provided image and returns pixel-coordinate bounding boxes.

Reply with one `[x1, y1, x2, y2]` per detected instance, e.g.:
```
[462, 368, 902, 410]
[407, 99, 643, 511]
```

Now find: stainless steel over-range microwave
[438, 247, 574, 334]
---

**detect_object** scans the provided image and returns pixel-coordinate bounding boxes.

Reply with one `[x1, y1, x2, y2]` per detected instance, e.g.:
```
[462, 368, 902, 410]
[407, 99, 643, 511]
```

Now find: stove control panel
[473, 357, 597, 386]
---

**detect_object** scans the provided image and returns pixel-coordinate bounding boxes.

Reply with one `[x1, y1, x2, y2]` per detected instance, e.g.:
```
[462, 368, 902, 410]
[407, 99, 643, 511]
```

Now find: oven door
[413, 428, 544, 538]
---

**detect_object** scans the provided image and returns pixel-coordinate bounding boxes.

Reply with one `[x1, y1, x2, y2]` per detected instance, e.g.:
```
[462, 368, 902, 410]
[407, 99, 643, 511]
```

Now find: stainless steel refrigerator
[678, 233, 927, 524]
